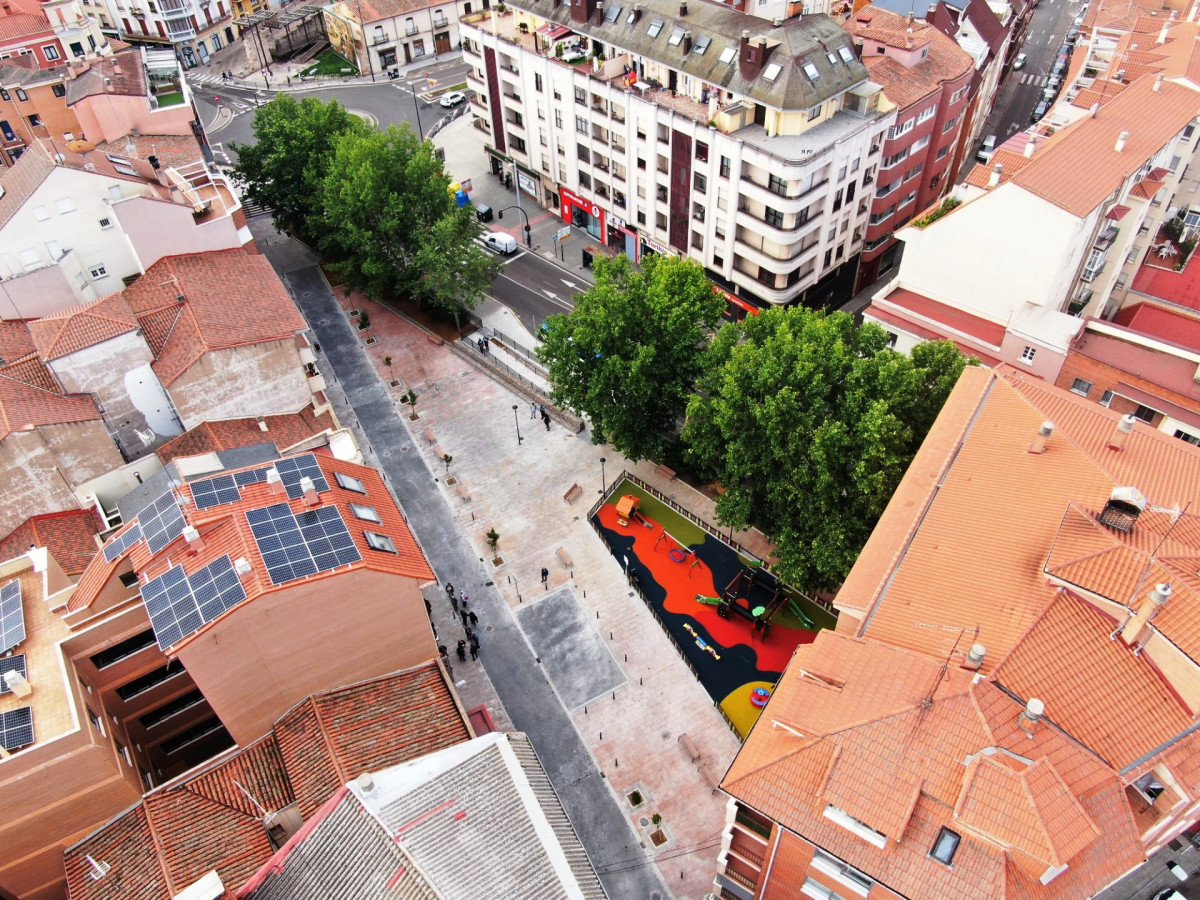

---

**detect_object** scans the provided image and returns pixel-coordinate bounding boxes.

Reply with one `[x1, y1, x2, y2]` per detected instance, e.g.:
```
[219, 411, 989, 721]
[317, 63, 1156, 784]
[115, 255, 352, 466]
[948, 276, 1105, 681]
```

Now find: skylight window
[838, 45, 854, 62]
[668, 26, 685, 45]
[803, 61, 820, 80]
[626, 8, 636, 22]
[718, 45, 736, 63]
[930, 827, 961, 866]
[763, 63, 782, 81]
[693, 34, 711, 54]
[603, 4, 621, 22]
[647, 18, 663, 37]
[335, 471, 367, 493]
[364, 531, 397, 553]
[828, 52, 838, 64]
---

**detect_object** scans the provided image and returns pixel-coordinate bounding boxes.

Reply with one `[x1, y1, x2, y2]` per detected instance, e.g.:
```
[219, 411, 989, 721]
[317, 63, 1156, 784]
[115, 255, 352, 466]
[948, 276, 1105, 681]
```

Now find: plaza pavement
[251, 216, 782, 898]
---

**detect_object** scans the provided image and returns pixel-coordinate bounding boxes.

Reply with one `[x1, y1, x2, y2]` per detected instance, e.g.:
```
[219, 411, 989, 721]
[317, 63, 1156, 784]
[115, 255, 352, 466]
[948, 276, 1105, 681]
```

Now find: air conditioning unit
[3, 669, 31, 698]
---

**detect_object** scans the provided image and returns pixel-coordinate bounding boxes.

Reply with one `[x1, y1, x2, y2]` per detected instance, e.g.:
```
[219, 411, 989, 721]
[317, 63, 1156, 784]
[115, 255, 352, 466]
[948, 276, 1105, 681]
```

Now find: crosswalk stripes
[1019, 73, 1049, 86]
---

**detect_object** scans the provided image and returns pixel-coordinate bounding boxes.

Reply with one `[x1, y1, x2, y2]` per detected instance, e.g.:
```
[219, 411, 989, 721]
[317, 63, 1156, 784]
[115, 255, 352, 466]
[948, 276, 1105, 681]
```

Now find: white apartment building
[107, 0, 236, 67]
[461, 0, 894, 307]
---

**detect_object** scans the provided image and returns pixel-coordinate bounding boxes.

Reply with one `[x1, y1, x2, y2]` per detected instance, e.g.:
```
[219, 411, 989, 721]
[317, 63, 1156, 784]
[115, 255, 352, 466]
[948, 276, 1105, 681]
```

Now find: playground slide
[695, 594, 721, 606]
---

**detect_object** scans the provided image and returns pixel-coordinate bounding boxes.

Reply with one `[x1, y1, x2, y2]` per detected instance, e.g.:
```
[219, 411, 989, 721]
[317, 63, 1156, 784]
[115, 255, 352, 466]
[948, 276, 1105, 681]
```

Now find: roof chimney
[1017, 697, 1044, 736]
[1089, 101, 1099, 118]
[357, 771, 375, 792]
[682, 30, 692, 53]
[257, 415, 268, 432]
[1097, 485, 1148, 533]
[1154, 73, 1164, 91]
[1114, 131, 1129, 152]
[1027, 421, 1054, 454]
[679, 0, 687, 14]
[988, 163, 1003, 187]
[1149, 582, 1172, 608]
[300, 475, 319, 506]
[234, 557, 252, 577]
[630, 3, 641, 22]
[266, 467, 285, 495]
[3, 668, 31, 698]
[1107, 413, 1137, 450]
[963, 643, 987, 670]
[1024, 134, 1037, 157]
[182, 524, 204, 553]
[906, 26, 914, 49]
[1158, 19, 1170, 43]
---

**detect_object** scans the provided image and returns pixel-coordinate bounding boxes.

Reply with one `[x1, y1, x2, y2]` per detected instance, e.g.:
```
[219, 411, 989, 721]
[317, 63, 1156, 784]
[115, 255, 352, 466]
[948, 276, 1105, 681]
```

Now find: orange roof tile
[27, 293, 139, 361]
[0, 371, 101, 441]
[846, 9, 972, 110]
[155, 407, 336, 464]
[1012, 77, 1200, 217]
[0, 508, 104, 575]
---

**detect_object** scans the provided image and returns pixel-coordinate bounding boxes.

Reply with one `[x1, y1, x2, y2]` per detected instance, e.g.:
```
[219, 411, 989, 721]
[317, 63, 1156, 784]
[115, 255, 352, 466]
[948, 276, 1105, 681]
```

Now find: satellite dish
[66, 140, 96, 154]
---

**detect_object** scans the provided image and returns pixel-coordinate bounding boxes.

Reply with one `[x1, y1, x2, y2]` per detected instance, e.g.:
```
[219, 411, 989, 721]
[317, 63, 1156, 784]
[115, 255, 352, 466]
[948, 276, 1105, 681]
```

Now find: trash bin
[582, 246, 595, 268]
[474, 203, 493, 223]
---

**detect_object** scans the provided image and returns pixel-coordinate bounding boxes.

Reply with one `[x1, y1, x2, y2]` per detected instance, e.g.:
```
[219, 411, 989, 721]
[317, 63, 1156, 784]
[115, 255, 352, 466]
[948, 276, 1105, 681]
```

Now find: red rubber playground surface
[592, 498, 816, 736]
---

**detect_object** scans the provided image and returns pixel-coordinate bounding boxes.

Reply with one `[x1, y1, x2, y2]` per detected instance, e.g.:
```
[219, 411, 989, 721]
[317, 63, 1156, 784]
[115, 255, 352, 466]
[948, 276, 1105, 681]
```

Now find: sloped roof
[27, 293, 140, 361]
[1012, 76, 1200, 217]
[155, 407, 335, 465]
[63, 664, 470, 900]
[66, 49, 148, 103]
[0, 371, 102, 441]
[0, 12, 53, 41]
[1130, 255, 1200, 312]
[847, 7, 973, 111]
[123, 251, 307, 385]
[0, 508, 104, 575]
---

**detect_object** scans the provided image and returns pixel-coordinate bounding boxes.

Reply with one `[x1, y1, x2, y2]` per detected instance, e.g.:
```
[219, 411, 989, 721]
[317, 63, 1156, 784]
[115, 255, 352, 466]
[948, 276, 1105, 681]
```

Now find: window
[1175, 429, 1200, 446]
[15, 89, 27, 102]
[0, 89, 8, 101]
[768, 173, 787, 196]
[647, 18, 663, 37]
[764, 63, 783, 80]
[801, 879, 847, 900]
[52, 83, 65, 98]
[335, 471, 367, 493]
[1134, 404, 1157, 423]
[139, 689, 205, 729]
[911, 134, 930, 152]
[1070, 378, 1092, 396]
[574, 86, 586, 106]
[936, 145, 950, 160]
[916, 104, 937, 123]
[901, 190, 916, 207]
[656, 184, 668, 203]
[930, 827, 961, 865]
[116, 741, 133, 765]
[86, 706, 105, 736]
[693, 35, 711, 54]
[27, 114, 40, 128]
[90, 629, 157, 669]
[98, 216, 113, 230]
[1184, 124, 1196, 141]
[350, 503, 381, 523]
[88, 264, 107, 279]
[33, 205, 49, 221]
[577, 144, 590, 162]
[943, 115, 958, 133]
[43, 44, 60, 61]
[1020, 345, 1037, 363]
[578, 172, 591, 189]
[695, 140, 708, 162]
[668, 26, 684, 46]
[812, 848, 874, 894]
[833, 188, 843, 211]
[823, 804, 887, 848]
[869, 205, 895, 226]
[764, 206, 784, 228]
[1100, 390, 1114, 407]
[719, 155, 731, 178]
[364, 531, 398, 553]
[115, 659, 184, 700]
[694, 172, 707, 192]
[554, 109, 562, 128]
[55, 197, 75, 214]
[534, 73, 542, 92]
[576, 115, 587, 134]
[802, 61, 820, 80]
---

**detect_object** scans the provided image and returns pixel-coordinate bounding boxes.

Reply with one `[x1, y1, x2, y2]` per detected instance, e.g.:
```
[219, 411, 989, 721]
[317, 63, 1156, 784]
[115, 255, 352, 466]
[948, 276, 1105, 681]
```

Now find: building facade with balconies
[460, 0, 894, 307]
[109, 0, 236, 66]
[325, 0, 472, 77]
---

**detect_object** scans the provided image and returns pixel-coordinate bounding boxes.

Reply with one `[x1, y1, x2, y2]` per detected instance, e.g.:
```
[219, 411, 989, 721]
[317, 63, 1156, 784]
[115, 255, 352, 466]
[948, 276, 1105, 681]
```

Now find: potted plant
[486, 528, 502, 565]
[399, 389, 419, 420]
[383, 355, 399, 386]
[357, 310, 371, 331]
[442, 453, 455, 483]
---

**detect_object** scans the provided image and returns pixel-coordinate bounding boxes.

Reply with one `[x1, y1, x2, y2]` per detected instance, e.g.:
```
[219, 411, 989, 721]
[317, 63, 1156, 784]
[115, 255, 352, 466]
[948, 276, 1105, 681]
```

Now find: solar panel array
[102, 523, 143, 562]
[139, 492, 186, 555]
[189, 473, 241, 510]
[0, 580, 24, 654]
[234, 467, 268, 487]
[0, 654, 27, 694]
[142, 555, 248, 651]
[0, 706, 33, 751]
[247, 503, 360, 585]
[276, 454, 330, 499]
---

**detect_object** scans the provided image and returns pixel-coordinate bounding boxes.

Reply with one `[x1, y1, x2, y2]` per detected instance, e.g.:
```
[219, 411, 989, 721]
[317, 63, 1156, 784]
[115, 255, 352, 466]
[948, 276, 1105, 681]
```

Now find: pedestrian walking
[424, 597, 432, 615]
[541, 567, 549, 585]
[451, 594, 459, 612]
[530, 401, 537, 419]
[461, 608, 469, 627]
[543, 411, 551, 431]
[445, 582, 455, 599]
[456, 640, 467, 661]
[539, 404, 546, 417]
[470, 642, 479, 660]
[469, 631, 480, 651]
[468, 610, 478, 626]
[461, 594, 469, 609]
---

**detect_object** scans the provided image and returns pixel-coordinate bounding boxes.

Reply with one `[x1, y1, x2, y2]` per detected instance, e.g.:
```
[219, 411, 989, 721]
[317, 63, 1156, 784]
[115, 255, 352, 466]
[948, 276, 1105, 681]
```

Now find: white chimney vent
[357, 771, 375, 792]
[1107, 413, 1137, 450]
[1024, 134, 1037, 158]
[86, 856, 110, 881]
[234, 557, 252, 576]
[1151, 583, 1172, 606]
[988, 163, 1003, 187]
[1028, 421, 1054, 454]
[256, 415, 268, 432]
[1115, 131, 1129, 152]
[1018, 697, 1044, 735]
[266, 468, 284, 494]
[300, 476, 319, 506]
[964, 643, 987, 670]
[3, 669, 31, 697]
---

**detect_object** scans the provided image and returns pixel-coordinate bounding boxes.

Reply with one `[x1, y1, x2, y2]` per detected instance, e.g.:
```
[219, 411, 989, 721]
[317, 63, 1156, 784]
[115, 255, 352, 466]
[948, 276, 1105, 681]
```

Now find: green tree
[320, 124, 500, 318]
[536, 255, 724, 462]
[230, 95, 369, 236]
[683, 308, 971, 592]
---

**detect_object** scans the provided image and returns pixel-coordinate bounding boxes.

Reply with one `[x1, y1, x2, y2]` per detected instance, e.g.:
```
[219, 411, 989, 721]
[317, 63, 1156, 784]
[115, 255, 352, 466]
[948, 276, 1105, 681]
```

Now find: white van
[977, 134, 998, 163]
[483, 231, 518, 255]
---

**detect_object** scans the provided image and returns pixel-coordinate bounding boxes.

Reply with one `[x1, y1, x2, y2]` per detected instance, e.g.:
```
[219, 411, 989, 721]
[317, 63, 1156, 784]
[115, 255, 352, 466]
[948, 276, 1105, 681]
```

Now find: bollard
[614, 758, 618, 767]
[624, 654, 627, 662]
[596, 610, 599, 618]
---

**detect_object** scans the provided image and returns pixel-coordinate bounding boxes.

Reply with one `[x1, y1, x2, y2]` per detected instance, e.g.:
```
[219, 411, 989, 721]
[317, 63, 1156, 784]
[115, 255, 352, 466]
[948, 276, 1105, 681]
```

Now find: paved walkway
[252, 220, 770, 898]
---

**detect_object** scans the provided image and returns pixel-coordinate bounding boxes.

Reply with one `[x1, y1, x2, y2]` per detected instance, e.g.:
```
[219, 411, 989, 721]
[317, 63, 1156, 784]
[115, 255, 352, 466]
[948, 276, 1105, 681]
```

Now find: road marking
[497, 273, 574, 311]
[560, 278, 580, 289]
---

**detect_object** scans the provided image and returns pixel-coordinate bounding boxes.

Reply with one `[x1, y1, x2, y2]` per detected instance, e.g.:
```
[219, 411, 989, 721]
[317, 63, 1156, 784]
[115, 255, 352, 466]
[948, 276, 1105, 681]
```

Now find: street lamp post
[510, 159, 529, 242]
[600, 457, 607, 494]
[512, 404, 523, 446]
[411, 84, 424, 137]
[496, 204, 533, 247]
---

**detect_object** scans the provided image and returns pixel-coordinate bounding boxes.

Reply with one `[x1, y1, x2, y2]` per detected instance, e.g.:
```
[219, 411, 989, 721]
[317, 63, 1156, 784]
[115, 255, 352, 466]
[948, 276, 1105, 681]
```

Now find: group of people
[438, 582, 481, 667]
[530, 401, 552, 431]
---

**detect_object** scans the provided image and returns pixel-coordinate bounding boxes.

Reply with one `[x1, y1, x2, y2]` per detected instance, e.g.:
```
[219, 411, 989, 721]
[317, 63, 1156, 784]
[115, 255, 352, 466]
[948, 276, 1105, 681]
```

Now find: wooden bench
[678, 733, 701, 762]
[555, 546, 573, 568]
[456, 482, 471, 502]
[563, 483, 583, 504]
[431, 444, 444, 460]
[423, 428, 436, 444]
[654, 463, 677, 481]
[698, 763, 721, 794]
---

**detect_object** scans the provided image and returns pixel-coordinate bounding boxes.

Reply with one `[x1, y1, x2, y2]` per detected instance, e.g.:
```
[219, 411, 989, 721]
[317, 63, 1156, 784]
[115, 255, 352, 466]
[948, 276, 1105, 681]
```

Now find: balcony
[372, 34, 393, 45]
[406, 25, 418, 35]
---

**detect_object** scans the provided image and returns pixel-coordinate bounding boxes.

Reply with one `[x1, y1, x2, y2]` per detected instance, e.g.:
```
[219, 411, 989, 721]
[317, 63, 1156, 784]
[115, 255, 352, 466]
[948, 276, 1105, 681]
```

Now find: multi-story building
[0, 63, 80, 166]
[0, 0, 110, 64]
[0, 451, 438, 899]
[110, 0, 236, 67]
[324, 0, 471, 75]
[716, 364, 1200, 900]
[845, 6, 972, 289]
[460, 0, 895, 307]
[865, 72, 1200, 379]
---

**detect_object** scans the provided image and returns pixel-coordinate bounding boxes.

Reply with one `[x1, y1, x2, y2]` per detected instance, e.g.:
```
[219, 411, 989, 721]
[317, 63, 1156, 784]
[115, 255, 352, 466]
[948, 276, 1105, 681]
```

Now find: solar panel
[189, 473, 241, 510]
[139, 491, 186, 555]
[0, 706, 33, 751]
[234, 467, 269, 488]
[0, 580, 24, 653]
[275, 454, 330, 499]
[102, 523, 143, 562]
[248, 503, 359, 585]
[142, 555, 247, 651]
[0, 654, 27, 694]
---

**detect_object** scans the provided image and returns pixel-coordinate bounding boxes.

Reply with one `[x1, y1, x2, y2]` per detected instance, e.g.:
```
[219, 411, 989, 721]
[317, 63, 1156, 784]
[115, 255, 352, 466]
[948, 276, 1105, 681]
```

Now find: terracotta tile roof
[847, 8, 973, 111]
[66, 49, 148, 103]
[0, 321, 35, 363]
[64, 663, 469, 900]
[0, 12, 53, 40]
[0, 508, 104, 575]
[123, 251, 307, 386]
[964, 148, 1035, 189]
[0, 353, 58, 392]
[0, 371, 102, 441]
[1129, 178, 1165, 200]
[1070, 82, 1128, 109]
[864, 303, 1003, 365]
[1012, 77, 1200, 217]
[95, 134, 206, 170]
[879, 287, 1007, 346]
[155, 407, 336, 464]
[1130, 256, 1200, 312]
[27, 293, 140, 361]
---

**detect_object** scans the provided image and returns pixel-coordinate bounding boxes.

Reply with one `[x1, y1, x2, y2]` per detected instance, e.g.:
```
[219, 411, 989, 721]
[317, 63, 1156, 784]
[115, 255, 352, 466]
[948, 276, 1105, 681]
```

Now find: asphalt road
[490, 250, 589, 334]
[983, 0, 1089, 145]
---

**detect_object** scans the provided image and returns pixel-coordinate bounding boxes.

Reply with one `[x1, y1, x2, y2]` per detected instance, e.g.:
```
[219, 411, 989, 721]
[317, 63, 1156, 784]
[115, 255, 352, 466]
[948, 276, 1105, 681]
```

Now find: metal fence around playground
[585, 512, 743, 739]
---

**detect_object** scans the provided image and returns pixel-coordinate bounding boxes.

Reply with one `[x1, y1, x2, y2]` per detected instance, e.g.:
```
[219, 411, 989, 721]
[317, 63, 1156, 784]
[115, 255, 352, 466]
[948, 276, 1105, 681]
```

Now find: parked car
[1013, 53, 1027, 69]
[1031, 99, 1050, 122]
[977, 134, 998, 163]
[483, 231, 518, 254]
[439, 91, 466, 108]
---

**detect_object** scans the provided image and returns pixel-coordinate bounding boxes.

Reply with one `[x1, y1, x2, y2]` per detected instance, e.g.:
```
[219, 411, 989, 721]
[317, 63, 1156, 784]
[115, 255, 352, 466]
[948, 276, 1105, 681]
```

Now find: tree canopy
[536, 255, 724, 462]
[683, 308, 971, 593]
[320, 124, 500, 318]
[229, 95, 369, 236]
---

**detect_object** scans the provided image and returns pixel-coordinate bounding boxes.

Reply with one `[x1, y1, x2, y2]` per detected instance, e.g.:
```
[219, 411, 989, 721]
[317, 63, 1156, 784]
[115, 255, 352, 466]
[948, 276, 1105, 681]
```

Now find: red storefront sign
[560, 186, 606, 235]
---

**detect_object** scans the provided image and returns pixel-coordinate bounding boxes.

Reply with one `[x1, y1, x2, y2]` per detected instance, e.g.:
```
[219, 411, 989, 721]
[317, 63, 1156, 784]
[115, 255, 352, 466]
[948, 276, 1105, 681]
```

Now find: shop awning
[536, 22, 572, 39]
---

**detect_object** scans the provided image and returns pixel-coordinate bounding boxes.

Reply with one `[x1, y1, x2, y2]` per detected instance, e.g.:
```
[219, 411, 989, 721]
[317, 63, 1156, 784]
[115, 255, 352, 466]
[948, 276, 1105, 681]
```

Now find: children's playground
[590, 478, 835, 738]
